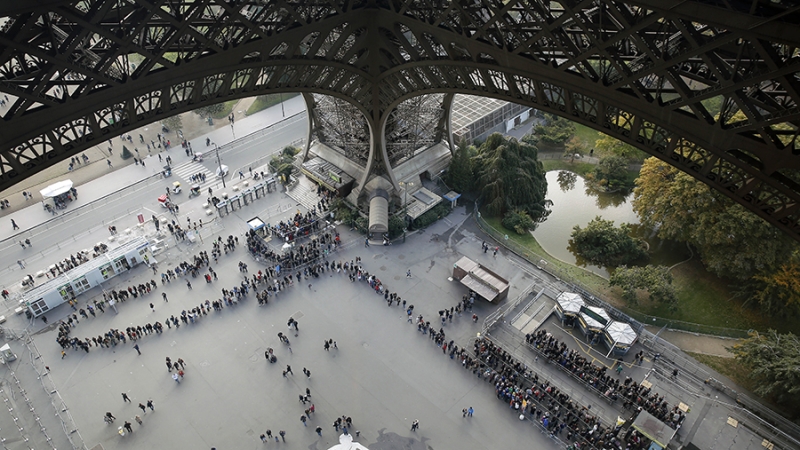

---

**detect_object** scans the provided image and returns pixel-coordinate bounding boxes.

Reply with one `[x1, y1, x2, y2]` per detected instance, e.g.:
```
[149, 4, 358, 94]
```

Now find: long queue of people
[526, 330, 686, 431]
[339, 259, 674, 450]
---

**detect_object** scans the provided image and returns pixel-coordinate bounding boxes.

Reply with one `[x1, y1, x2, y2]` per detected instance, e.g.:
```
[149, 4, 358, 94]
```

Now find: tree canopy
[731, 330, 800, 405]
[609, 265, 677, 306]
[569, 217, 647, 268]
[585, 155, 630, 190]
[594, 133, 645, 161]
[473, 133, 551, 225]
[444, 139, 475, 194]
[739, 258, 800, 317]
[533, 113, 575, 146]
[632, 158, 796, 281]
[162, 115, 183, 133]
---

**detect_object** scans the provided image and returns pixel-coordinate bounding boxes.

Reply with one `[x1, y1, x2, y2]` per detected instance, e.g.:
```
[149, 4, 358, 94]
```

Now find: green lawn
[573, 123, 604, 149]
[211, 100, 239, 120]
[246, 93, 300, 115]
[542, 159, 596, 177]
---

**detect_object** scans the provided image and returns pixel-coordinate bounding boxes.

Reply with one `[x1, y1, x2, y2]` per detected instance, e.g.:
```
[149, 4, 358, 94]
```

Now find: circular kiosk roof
[327, 433, 370, 450]
[556, 292, 584, 314]
[604, 321, 638, 345]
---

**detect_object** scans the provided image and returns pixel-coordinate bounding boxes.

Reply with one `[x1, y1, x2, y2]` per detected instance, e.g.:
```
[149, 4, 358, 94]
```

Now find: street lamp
[399, 181, 414, 243]
[279, 92, 285, 117]
[214, 143, 226, 188]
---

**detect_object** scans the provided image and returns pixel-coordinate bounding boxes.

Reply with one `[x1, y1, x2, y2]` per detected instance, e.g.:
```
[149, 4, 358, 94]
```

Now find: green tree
[569, 217, 647, 268]
[738, 259, 800, 317]
[502, 209, 536, 235]
[633, 158, 797, 281]
[586, 155, 630, 190]
[594, 133, 646, 161]
[162, 115, 183, 134]
[120, 145, 133, 160]
[731, 330, 800, 405]
[563, 136, 585, 163]
[533, 113, 575, 146]
[472, 133, 551, 224]
[445, 140, 475, 193]
[194, 103, 225, 118]
[609, 265, 677, 306]
[269, 146, 300, 182]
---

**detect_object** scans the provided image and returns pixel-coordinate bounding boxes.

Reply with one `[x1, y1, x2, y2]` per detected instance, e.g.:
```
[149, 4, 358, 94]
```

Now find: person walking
[150, 302, 155, 312]
[364, 237, 369, 247]
[300, 415, 307, 426]
[303, 367, 311, 378]
[410, 419, 419, 431]
[138, 403, 147, 414]
[134, 415, 143, 425]
[133, 344, 141, 355]
[286, 365, 293, 375]
[146, 399, 154, 411]
[315, 426, 323, 436]
[11, 219, 19, 230]
[172, 373, 180, 384]
[186, 280, 192, 290]
[468, 406, 474, 417]
[406, 269, 412, 278]
[16, 260, 24, 269]
[279, 430, 286, 442]
[121, 393, 131, 403]
[123, 421, 133, 433]
[162, 292, 168, 302]
[266, 430, 273, 441]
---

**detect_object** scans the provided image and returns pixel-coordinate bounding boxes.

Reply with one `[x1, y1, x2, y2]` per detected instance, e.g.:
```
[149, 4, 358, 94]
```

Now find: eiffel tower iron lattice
[0, 1, 799, 237]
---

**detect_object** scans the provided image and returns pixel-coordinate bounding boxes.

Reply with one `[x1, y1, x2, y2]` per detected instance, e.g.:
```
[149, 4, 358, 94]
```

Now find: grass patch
[542, 159, 596, 177]
[687, 353, 754, 391]
[246, 93, 300, 115]
[573, 123, 604, 149]
[211, 100, 238, 120]
[483, 215, 617, 299]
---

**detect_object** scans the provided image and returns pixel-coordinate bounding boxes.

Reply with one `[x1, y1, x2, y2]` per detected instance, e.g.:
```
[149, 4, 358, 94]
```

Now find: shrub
[502, 209, 536, 234]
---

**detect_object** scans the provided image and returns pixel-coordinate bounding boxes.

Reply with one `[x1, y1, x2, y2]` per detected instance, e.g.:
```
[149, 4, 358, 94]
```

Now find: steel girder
[1, 1, 800, 238]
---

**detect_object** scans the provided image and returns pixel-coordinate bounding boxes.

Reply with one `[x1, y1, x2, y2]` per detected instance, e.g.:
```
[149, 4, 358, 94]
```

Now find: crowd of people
[247, 230, 340, 270]
[526, 329, 685, 431]
[269, 210, 328, 243]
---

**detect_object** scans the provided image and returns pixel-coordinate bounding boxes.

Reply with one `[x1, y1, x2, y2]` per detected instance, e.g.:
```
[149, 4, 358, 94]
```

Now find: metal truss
[306, 94, 371, 166]
[1, 1, 800, 238]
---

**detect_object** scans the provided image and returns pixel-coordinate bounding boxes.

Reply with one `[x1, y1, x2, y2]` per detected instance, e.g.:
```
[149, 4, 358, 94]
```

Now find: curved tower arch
[0, 1, 799, 238]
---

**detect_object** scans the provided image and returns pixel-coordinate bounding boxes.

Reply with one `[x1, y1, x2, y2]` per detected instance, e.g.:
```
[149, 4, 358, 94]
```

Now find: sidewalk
[0, 95, 306, 243]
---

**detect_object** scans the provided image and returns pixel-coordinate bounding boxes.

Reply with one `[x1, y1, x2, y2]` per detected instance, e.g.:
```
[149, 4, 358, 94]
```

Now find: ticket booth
[577, 305, 610, 341]
[555, 292, 584, 327]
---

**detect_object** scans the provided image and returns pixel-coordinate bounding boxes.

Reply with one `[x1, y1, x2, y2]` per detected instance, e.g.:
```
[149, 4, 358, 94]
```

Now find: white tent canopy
[39, 180, 73, 198]
[605, 321, 638, 345]
[556, 292, 584, 314]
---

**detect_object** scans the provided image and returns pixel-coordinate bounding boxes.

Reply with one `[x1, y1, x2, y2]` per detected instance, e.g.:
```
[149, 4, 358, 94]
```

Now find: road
[0, 112, 308, 298]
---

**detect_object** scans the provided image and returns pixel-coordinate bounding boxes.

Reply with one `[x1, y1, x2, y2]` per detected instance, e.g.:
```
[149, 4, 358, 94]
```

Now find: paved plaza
[0, 107, 797, 450]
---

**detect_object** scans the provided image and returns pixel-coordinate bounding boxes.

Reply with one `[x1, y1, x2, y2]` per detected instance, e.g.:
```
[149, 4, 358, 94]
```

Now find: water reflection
[534, 171, 638, 278]
[557, 171, 577, 192]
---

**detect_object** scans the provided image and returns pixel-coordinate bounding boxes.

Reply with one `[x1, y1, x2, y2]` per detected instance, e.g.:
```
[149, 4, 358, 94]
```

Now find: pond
[533, 171, 636, 278]
[533, 171, 690, 278]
